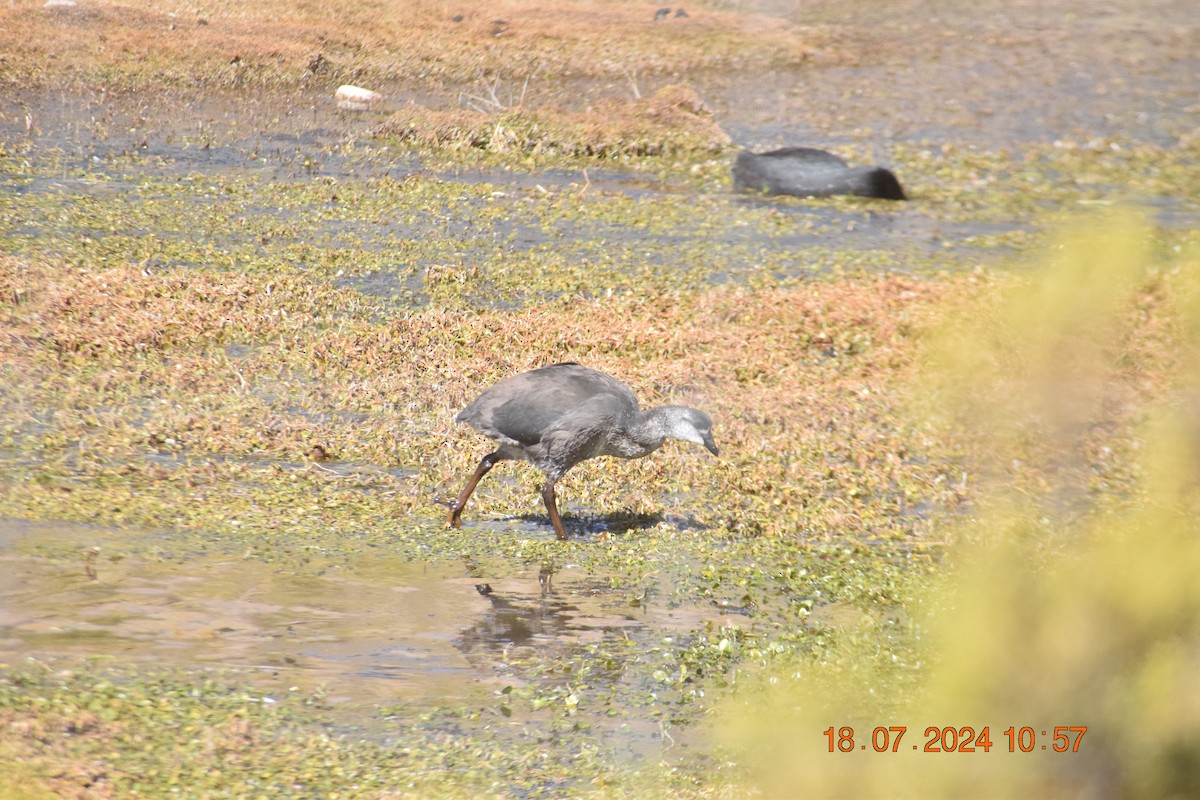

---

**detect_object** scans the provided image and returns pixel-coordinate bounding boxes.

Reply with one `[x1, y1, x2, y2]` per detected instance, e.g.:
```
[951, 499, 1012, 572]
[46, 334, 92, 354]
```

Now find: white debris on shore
[335, 85, 383, 111]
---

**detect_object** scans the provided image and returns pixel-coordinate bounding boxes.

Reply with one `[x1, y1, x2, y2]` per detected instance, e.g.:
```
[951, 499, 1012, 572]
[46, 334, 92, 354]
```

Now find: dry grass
[376, 84, 732, 156]
[0, 0, 822, 91]
[6, 232, 1178, 543]
[0, 257, 323, 359]
[2, 252, 982, 540]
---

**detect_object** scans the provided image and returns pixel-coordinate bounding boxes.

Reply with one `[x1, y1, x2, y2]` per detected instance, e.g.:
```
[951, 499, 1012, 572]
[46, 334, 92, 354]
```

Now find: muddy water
[0, 524, 482, 705]
[0, 519, 704, 708]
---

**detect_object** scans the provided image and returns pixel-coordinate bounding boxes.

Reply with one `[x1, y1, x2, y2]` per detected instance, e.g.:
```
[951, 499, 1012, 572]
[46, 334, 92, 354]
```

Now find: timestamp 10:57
[823, 725, 1087, 754]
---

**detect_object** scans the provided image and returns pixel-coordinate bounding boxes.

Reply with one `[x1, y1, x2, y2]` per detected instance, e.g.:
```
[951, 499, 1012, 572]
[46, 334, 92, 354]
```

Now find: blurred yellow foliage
[726, 210, 1200, 799]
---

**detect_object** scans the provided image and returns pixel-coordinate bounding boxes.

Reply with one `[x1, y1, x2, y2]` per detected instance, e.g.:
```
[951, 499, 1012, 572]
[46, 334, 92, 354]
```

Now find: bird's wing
[458, 364, 637, 447]
[537, 393, 630, 470]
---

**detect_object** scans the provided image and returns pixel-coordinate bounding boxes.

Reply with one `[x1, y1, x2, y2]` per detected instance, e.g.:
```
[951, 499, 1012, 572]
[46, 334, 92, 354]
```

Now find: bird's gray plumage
[733, 147, 907, 200]
[447, 363, 718, 540]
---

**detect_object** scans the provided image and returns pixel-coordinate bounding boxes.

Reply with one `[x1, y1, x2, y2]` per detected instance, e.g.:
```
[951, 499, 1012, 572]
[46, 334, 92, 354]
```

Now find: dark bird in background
[447, 363, 718, 540]
[733, 147, 907, 201]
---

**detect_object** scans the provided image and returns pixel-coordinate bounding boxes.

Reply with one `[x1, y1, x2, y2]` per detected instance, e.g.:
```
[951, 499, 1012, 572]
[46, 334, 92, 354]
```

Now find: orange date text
[823, 725, 1087, 753]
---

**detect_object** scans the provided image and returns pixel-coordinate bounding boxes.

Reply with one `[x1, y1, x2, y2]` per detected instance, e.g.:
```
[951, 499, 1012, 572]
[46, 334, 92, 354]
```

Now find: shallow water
[0, 519, 718, 709]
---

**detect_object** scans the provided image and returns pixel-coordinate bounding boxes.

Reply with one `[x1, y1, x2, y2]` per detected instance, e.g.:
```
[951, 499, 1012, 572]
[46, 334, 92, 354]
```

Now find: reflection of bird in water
[447, 363, 718, 540]
[453, 565, 646, 713]
[456, 565, 567, 655]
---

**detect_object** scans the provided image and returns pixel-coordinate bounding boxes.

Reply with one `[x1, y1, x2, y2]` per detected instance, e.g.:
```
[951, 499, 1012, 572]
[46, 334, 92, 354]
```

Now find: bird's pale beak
[703, 434, 719, 457]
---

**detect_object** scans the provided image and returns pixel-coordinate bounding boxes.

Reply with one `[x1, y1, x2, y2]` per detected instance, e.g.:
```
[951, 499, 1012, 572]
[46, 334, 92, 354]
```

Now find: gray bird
[732, 147, 907, 201]
[447, 362, 719, 540]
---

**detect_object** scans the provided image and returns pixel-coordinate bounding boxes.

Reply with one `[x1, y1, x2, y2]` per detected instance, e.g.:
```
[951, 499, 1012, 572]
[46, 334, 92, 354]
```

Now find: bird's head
[667, 407, 719, 457]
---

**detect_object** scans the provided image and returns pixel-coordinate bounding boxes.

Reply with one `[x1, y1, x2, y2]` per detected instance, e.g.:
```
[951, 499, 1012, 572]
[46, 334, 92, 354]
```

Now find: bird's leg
[448, 452, 499, 529]
[541, 480, 568, 541]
